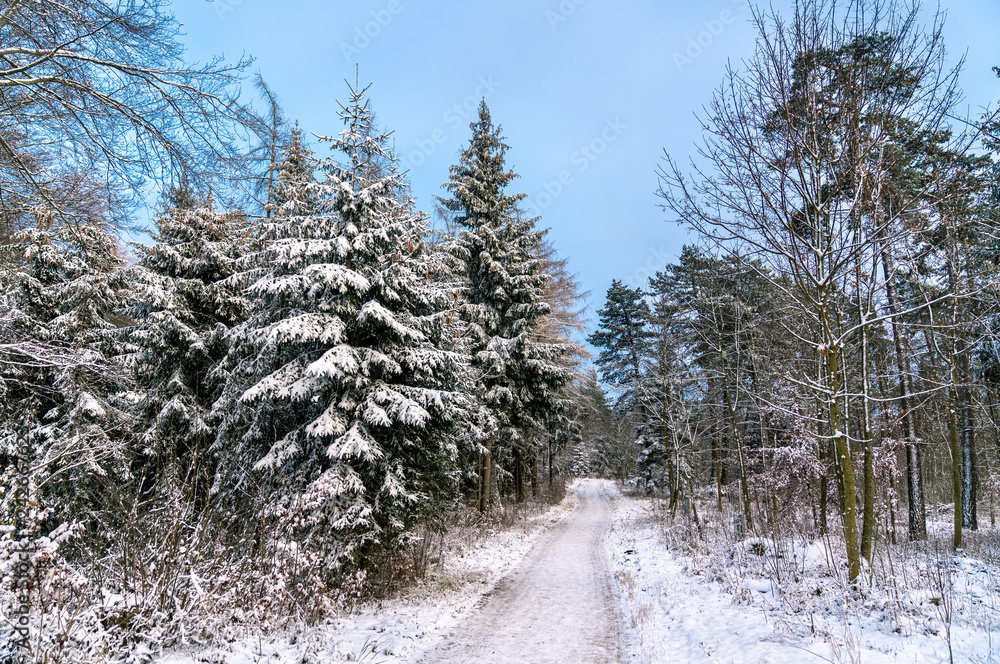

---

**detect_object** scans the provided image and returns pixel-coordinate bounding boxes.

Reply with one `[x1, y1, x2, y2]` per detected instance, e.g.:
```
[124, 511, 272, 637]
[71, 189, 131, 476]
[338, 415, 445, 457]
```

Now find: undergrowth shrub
[641, 480, 1000, 653]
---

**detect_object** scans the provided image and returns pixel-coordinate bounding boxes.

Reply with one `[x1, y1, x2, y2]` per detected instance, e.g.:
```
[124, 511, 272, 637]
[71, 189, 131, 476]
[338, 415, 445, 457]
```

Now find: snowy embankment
[156, 491, 579, 664]
[605, 484, 1000, 664]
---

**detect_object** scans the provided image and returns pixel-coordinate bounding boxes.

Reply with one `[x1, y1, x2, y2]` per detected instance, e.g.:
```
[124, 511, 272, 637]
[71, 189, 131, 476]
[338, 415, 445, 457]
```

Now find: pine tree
[576, 369, 613, 472]
[588, 280, 660, 487]
[268, 122, 317, 217]
[125, 190, 254, 504]
[588, 280, 652, 413]
[214, 82, 463, 571]
[569, 438, 591, 476]
[0, 211, 132, 520]
[439, 100, 571, 510]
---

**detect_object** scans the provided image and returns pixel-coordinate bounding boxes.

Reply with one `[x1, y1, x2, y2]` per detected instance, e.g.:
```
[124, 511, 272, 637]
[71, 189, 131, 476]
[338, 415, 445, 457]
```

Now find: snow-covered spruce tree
[125, 188, 254, 504]
[569, 438, 591, 476]
[439, 100, 571, 511]
[576, 369, 619, 478]
[214, 83, 464, 574]
[0, 211, 133, 521]
[587, 280, 655, 486]
[267, 122, 318, 217]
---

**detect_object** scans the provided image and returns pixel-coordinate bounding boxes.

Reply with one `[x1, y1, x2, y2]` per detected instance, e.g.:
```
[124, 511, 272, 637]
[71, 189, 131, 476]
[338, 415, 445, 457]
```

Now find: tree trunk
[880, 242, 926, 540]
[819, 434, 829, 536]
[861, 429, 875, 562]
[948, 386, 962, 549]
[856, 262, 877, 562]
[825, 341, 862, 583]
[943, 220, 977, 532]
[664, 419, 677, 509]
[479, 438, 493, 513]
[514, 447, 526, 503]
[530, 454, 539, 498]
[721, 362, 752, 532]
[958, 356, 978, 530]
[711, 429, 724, 512]
[816, 360, 829, 536]
[548, 441, 555, 487]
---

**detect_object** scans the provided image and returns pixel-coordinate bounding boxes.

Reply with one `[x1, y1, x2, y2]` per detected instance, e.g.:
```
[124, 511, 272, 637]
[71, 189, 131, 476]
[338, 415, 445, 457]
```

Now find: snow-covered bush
[0, 217, 134, 523]
[0, 464, 91, 663]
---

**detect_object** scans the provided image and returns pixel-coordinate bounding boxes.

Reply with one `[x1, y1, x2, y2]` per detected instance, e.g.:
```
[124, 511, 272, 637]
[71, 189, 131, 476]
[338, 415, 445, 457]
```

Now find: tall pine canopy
[587, 279, 652, 414]
[439, 100, 571, 509]
[213, 81, 464, 569]
[587, 280, 657, 484]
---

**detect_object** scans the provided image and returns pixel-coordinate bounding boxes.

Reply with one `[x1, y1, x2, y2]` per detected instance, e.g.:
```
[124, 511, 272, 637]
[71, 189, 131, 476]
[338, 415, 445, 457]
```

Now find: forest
[596, 1, 1000, 583]
[0, 0, 998, 662]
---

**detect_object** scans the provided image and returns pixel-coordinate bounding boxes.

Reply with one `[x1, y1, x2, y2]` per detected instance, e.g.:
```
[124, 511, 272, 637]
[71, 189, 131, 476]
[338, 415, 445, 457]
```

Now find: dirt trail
[420, 479, 621, 664]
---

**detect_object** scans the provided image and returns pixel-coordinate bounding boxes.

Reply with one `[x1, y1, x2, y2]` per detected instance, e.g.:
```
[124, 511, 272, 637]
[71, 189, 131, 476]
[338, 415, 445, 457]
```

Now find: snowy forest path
[420, 479, 621, 664]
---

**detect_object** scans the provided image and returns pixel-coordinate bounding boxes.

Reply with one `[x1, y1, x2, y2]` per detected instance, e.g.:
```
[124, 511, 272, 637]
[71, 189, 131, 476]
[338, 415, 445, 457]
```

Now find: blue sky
[171, 0, 1000, 329]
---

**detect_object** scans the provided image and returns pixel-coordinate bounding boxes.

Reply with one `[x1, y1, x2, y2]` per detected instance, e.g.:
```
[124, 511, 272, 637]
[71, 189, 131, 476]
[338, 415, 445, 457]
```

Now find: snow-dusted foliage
[0, 456, 88, 660]
[569, 440, 592, 476]
[125, 192, 255, 501]
[0, 215, 133, 518]
[587, 280, 656, 480]
[439, 100, 571, 491]
[214, 83, 464, 570]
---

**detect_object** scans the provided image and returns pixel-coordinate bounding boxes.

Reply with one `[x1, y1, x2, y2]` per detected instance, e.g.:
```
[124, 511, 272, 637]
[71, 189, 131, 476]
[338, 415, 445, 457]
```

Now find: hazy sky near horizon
[171, 0, 1000, 326]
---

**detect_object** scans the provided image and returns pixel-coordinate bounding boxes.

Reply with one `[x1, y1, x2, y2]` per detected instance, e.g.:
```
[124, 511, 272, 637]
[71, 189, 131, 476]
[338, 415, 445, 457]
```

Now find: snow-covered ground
[155, 491, 580, 664]
[606, 484, 1000, 664]
[421, 479, 619, 663]
[154, 481, 999, 664]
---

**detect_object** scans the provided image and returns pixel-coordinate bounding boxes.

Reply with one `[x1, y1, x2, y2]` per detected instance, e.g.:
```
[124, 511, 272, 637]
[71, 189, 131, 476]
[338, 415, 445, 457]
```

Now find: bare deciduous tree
[0, 0, 257, 227]
[658, 0, 971, 580]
